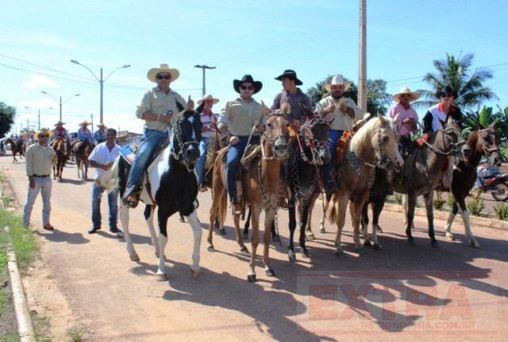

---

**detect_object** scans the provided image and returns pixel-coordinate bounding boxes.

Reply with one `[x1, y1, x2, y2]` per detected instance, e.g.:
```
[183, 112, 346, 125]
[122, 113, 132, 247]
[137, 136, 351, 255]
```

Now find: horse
[286, 115, 330, 261]
[51, 138, 71, 181]
[99, 110, 202, 280]
[393, 116, 468, 247]
[326, 116, 403, 256]
[443, 122, 501, 248]
[72, 140, 95, 180]
[4, 138, 24, 163]
[208, 113, 289, 282]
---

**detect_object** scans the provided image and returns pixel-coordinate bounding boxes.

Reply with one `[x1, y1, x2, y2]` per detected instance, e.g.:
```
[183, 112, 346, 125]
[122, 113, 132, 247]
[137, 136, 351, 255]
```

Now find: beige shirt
[218, 97, 264, 136]
[136, 87, 187, 132]
[25, 143, 56, 177]
[315, 96, 363, 131]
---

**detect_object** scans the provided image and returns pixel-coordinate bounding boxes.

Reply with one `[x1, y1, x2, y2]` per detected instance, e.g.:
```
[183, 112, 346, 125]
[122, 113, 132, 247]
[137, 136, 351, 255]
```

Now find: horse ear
[378, 114, 387, 125]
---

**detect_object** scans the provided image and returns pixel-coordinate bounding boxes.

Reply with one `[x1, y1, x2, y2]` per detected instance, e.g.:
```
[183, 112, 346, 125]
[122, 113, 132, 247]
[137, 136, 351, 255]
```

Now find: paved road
[1, 154, 507, 341]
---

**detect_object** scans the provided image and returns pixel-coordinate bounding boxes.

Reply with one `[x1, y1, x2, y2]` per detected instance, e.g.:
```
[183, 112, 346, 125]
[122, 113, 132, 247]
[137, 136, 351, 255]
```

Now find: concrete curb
[382, 202, 508, 231]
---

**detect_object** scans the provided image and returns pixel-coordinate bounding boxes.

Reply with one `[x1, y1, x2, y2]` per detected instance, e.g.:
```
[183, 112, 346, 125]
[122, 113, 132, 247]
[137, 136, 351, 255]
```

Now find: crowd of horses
[96, 108, 501, 283]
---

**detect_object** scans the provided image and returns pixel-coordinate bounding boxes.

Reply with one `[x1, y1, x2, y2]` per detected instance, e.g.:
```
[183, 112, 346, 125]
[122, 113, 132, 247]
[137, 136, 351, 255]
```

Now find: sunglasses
[441, 93, 454, 98]
[240, 85, 254, 91]
[38, 135, 49, 138]
[400, 94, 411, 97]
[157, 75, 171, 80]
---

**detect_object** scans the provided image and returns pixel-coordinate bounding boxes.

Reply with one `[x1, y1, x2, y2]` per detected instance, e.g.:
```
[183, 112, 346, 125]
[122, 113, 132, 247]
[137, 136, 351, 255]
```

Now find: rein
[171, 119, 198, 173]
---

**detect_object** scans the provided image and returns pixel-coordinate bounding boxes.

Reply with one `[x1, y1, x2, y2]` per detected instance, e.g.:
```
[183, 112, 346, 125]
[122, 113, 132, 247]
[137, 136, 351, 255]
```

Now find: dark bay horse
[72, 140, 95, 180]
[100, 110, 202, 280]
[287, 115, 330, 261]
[444, 122, 501, 247]
[51, 138, 71, 181]
[4, 138, 24, 163]
[393, 116, 468, 247]
[208, 114, 289, 282]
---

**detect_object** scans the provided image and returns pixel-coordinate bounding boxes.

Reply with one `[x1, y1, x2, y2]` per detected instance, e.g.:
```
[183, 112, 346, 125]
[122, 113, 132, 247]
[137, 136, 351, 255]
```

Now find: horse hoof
[190, 269, 200, 279]
[431, 240, 438, 248]
[364, 240, 372, 247]
[319, 227, 326, 234]
[219, 228, 226, 235]
[335, 250, 344, 258]
[408, 239, 416, 246]
[130, 254, 140, 262]
[306, 232, 316, 241]
[446, 234, 455, 241]
[247, 274, 257, 283]
[265, 268, 275, 277]
[272, 235, 281, 243]
[207, 245, 215, 252]
[373, 243, 382, 250]
[301, 250, 310, 259]
[288, 252, 296, 262]
[156, 272, 168, 281]
[469, 240, 480, 248]
[240, 246, 249, 254]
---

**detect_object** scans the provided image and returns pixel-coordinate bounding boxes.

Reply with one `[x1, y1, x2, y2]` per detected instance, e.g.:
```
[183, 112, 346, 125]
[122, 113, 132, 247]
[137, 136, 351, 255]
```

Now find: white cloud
[22, 73, 58, 90]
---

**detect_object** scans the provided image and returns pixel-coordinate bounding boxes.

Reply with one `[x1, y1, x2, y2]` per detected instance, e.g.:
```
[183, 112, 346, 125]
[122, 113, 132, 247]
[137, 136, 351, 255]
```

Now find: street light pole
[70, 60, 130, 125]
[41, 91, 79, 122]
[194, 65, 216, 96]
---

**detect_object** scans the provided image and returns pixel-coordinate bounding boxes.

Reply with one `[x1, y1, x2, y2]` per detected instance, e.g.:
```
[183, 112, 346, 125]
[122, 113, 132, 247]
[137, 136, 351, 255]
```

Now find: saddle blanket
[120, 145, 135, 165]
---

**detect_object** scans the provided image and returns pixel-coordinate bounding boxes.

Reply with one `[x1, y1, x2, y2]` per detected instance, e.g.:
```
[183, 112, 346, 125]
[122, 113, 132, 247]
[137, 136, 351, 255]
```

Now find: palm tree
[414, 53, 498, 110]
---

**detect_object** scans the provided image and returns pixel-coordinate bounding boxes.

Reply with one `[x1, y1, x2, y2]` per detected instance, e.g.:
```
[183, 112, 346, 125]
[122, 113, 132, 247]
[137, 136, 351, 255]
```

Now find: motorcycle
[475, 171, 508, 202]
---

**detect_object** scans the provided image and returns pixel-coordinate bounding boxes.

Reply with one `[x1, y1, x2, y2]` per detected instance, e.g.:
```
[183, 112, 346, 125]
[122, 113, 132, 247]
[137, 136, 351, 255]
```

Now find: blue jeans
[196, 137, 209, 186]
[323, 129, 343, 187]
[226, 135, 259, 203]
[92, 182, 118, 229]
[125, 129, 168, 196]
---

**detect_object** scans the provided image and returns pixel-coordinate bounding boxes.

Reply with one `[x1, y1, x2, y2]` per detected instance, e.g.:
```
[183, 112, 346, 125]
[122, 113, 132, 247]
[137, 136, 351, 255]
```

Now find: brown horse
[72, 140, 95, 180]
[51, 138, 71, 181]
[4, 138, 24, 163]
[327, 116, 403, 255]
[208, 113, 289, 282]
[444, 122, 501, 248]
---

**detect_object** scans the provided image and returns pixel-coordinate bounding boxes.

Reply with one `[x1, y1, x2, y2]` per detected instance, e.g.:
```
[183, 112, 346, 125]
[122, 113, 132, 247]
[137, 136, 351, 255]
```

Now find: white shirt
[89, 142, 121, 180]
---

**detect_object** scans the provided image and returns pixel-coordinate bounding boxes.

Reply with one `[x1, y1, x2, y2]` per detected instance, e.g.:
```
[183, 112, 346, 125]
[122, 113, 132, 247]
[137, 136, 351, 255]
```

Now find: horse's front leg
[156, 209, 171, 281]
[444, 202, 459, 241]
[287, 200, 297, 262]
[405, 193, 417, 245]
[349, 195, 368, 254]
[247, 205, 261, 282]
[119, 203, 139, 261]
[299, 202, 311, 258]
[185, 210, 202, 277]
[370, 194, 386, 249]
[233, 212, 248, 253]
[144, 205, 160, 258]
[454, 193, 479, 248]
[334, 194, 348, 256]
[263, 208, 277, 278]
[422, 191, 437, 247]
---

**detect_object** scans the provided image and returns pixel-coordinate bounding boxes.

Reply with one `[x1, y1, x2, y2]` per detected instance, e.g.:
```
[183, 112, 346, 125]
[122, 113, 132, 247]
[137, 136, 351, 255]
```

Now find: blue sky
[2, 0, 508, 134]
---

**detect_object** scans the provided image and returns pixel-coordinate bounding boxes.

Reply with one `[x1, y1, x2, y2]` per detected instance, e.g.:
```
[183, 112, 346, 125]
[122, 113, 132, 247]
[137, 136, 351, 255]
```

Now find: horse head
[172, 110, 201, 170]
[300, 115, 330, 166]
[262, 113, 289, 160]
[476, 121, 501, 167]
[374, 116, 404, 171]
[440, 115, 468, 160]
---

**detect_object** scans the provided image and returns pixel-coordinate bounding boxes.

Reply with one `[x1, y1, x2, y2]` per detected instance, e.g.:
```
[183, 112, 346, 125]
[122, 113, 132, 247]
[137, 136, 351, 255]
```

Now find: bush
[447, 193, 455, 208]
[393, 193, 403, 205]
[433, 191, 446, 210]
[494, 203, 508, 221]
[467, 197, 485, 217]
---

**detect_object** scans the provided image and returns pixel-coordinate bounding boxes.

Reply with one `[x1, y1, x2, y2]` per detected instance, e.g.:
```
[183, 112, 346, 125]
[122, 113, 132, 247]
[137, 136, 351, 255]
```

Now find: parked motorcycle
[475, 172, 508, 202]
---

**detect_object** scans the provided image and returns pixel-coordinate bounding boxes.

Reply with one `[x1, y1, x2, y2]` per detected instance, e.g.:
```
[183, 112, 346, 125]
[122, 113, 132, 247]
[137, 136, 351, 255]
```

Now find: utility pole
[194, 65, 216, 96]
[358, 0, 368, 112]
[38, 110, 41, 130]
[90, 113, 94, 133]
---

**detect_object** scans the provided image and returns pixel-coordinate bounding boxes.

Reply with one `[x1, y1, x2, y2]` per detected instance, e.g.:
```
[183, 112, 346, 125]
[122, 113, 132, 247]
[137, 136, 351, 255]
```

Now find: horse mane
[350, 117, 389, 154]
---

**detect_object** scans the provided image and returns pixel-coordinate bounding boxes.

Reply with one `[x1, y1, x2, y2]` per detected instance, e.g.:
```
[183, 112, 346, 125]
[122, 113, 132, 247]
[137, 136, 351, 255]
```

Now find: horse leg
[234, 213, 248, 253]
[299, 203, 311, 258]
[319, 191, 327, 233]
[287, 202, 297, 262]
[156, 208, 170, 281]
[119, 204, 139, 261]
[406, 193, 417, 245]
[271, 212, 280, 242]
[371, 194, 386, 249]
[361, 200, 371, 246]
[263, 208, 276, 277]
[444, 202, 459, 241]
[185, 210, 203, 277]
[304, 197, 316, 240]
[247, 206, 261, 282]
[423, 192, 437, 247]
[144, 205, 160, 258]
[334, 194, 348, 256]
[455, 194, 479, 248]
[243, 206, 251, 239]
[349, 196, 367, 254]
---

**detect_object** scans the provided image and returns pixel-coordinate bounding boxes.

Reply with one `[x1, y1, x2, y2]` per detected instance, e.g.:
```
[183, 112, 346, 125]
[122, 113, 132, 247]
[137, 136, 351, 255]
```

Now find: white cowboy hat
[96, 123, 107, 129]
[197, 94, 220, 105]
[147, 63, 180, 83]
[54, 120, 66, 126]
[34, 128, 53, 140]
[79, 121, 90, 127]
[324, 75, 351, 93]
[392, 86, 420, 102]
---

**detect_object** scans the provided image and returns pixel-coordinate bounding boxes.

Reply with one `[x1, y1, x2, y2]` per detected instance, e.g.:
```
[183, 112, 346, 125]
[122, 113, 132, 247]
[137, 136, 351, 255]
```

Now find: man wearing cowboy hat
[93, 123, 108, 144]
[77, 121, 93, 144]
[315, 75, 362, 192]
[23, 128, 57, 231]
[271, 69, 312, 123]
[195, 94, 220, 191]
[123, 63, 194, 208]
[217, 74, 268, 214]
[389, 86, 420, 157]
[51, 120, 70, 141]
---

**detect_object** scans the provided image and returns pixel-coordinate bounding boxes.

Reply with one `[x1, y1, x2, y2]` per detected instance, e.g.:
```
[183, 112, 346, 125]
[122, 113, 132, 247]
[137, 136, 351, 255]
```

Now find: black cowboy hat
[274, 69, 303, 85]
[233, 74, 263, 94]
[436, 85, 458, 98]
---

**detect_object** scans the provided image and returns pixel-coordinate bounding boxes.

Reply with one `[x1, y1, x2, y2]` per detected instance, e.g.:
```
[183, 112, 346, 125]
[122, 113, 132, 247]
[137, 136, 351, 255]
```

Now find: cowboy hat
[147, 64, 180, 83]
[393, 86, 420, 102]
[324, 75, 351, 92]
[34, 128, 52, 140]
[54, 120, 66, 126]
[275, 69, 303, 86]
[233, 75, 262, 94]
[79, 121, 90, 126]
[197, 94, 220, 105]
[96, 123, 107, 129]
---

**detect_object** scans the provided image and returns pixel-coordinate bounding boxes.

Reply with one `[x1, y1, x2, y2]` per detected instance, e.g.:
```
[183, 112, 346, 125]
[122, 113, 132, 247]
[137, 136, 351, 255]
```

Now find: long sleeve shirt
[89, 142, 121, 180]
[25, 143, 56, 177]
[388, 103, 419, 136]
[423, 103, 463, 133]
[315, 96, 363, 131]
[136, 87, 187, 132]
[218, 97, 264, 136]
[77, 128, 93, 142]
[271, 89, 312, 123]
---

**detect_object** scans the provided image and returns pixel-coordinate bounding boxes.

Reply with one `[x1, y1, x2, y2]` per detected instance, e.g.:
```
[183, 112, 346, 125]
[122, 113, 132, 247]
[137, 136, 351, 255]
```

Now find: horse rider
[422, 85, 464, 190]
[315, 75, 363, 192]
[122, 63, 194, 208]
[93, 123, 108, 144]
[217, 74, 270, 215]
[195, 94, 220, 192]
[51, 120, 70, 142]
[389, 87, 420, 157]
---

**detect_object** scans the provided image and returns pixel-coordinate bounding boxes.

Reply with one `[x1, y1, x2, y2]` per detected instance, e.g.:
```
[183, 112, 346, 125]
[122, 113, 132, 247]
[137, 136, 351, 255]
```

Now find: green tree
[415, 53, 498, 110]
[0, 102, 16, 137]
[306, 76, 391, 115]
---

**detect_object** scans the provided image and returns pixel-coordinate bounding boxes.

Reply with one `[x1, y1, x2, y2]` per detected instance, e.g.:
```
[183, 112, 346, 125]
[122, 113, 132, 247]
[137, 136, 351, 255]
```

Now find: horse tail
[98, 156, 121, 192]
[326, 193, 339, 224]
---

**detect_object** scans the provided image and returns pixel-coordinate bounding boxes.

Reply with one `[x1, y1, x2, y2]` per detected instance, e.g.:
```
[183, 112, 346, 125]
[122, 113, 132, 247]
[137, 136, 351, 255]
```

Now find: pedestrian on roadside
[88, 128, 123, 237]
[22, 128, 57, 230]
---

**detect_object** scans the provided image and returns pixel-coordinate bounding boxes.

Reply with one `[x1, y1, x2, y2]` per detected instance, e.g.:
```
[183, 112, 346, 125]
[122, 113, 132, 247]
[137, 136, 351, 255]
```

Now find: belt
[32, 175, 50, 177]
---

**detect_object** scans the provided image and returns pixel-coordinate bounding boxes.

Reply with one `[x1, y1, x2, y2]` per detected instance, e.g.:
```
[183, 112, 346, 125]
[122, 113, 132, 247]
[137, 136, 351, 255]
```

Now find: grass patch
[67, 327, 84, 342]
[0, 211, 39, 271]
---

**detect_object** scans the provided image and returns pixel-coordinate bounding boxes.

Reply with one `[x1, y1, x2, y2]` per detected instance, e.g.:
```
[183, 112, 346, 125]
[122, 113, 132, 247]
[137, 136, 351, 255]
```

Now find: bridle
[297, 116, 329, 164]
[261, 113, 289, 160]
[171, 117, 199, 172]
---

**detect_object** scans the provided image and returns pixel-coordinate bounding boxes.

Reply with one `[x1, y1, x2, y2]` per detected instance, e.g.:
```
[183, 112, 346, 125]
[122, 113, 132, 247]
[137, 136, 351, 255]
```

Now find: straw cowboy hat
[324, 75, 351, 92]
[147, 63, 180, 83]
[393, 86, 420, 102]
[197, 94, 220, 105]
[79, 121, 90, 127]
[54, 120, 66, 126]
[274, 69, 303, 85]
[34, 128, 52, 140]
[233, 74, 263, 94]
[96, 123, 107, 129]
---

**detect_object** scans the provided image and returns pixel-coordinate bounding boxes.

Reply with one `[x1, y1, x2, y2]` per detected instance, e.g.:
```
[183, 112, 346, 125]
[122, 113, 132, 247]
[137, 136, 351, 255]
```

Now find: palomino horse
[444, 122, 501, 247]
[208, 113, 289, 282]
[4, 138, 24, 163]
[393, 116, 468, 247]
[287, 115, 330, 261]
[72, 140, 95, 180]
[99, 111, 202, 280]
[327, 116, 403, 255]
[51, 138, 71, 181]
